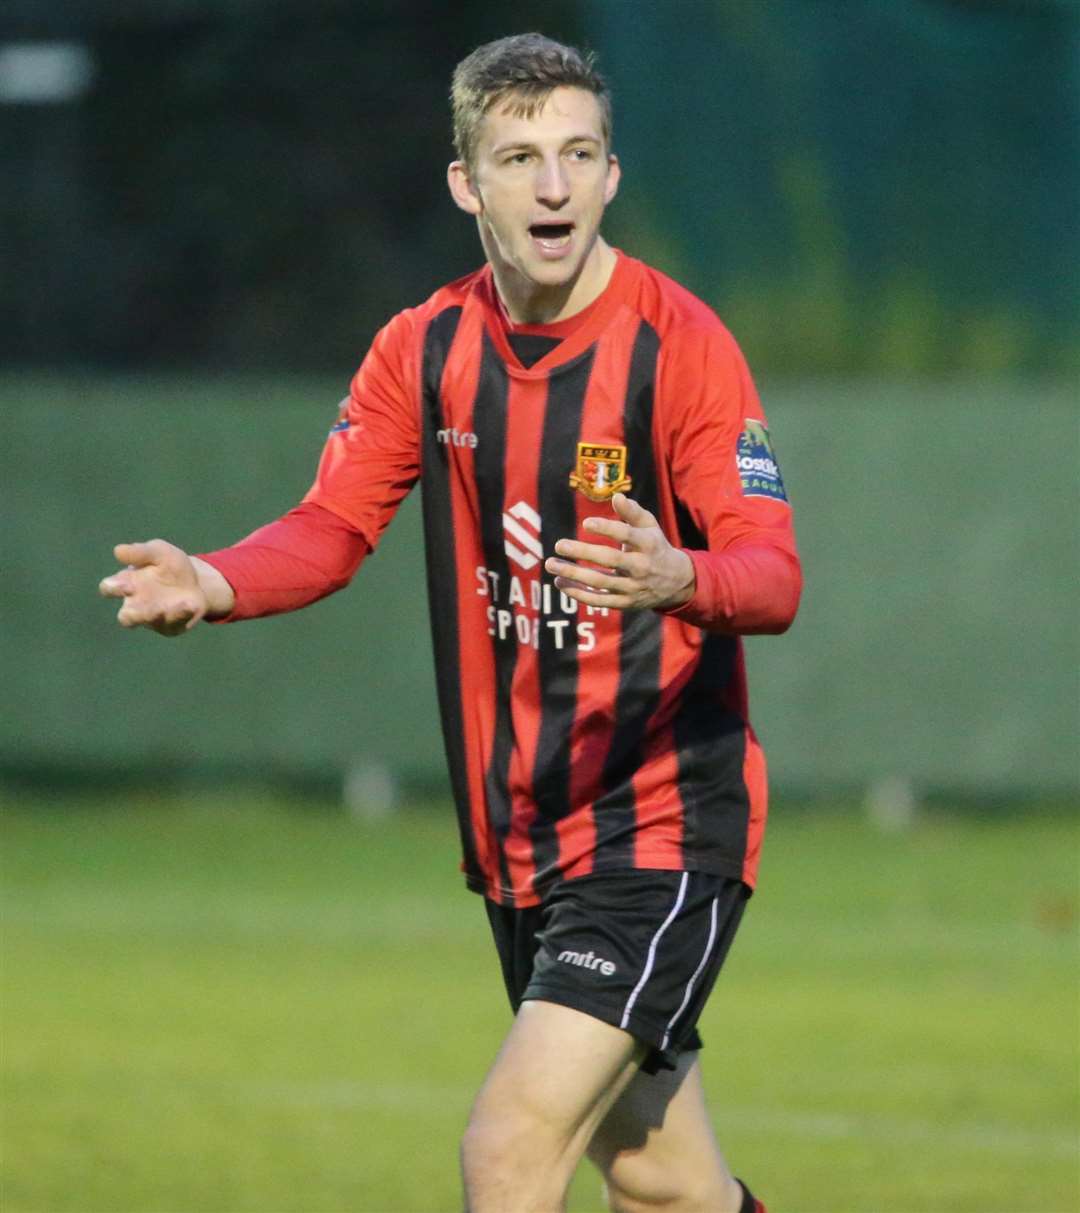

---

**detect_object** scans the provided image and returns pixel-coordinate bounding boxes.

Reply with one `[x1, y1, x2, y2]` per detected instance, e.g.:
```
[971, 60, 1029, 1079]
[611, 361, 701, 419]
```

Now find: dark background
[3, 0, 1077, 375]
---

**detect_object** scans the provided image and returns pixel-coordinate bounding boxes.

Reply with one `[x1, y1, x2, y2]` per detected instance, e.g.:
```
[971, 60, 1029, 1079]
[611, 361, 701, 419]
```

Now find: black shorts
[484, 869, 749, 1074]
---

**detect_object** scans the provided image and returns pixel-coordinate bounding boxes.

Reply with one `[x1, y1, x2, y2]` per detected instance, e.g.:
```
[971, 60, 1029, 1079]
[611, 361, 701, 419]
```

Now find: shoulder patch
[328, 395, 350, 435]
[736, 419, 788, 502]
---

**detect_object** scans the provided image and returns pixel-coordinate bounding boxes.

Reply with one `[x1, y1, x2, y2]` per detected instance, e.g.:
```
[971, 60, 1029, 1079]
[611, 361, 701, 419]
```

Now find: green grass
[2, 793, 1077, 1213]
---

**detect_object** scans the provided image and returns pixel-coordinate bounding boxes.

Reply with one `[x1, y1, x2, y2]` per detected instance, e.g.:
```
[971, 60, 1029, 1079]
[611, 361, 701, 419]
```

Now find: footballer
[101, 33, 801, 1213]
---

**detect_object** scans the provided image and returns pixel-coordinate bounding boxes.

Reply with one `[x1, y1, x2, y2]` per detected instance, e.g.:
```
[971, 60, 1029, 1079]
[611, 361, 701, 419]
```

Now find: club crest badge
[569, 443, 632, 502]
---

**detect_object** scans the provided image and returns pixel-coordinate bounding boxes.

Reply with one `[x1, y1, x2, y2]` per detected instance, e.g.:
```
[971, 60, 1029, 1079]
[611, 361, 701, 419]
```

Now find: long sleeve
[656, 323, 802, 634]
[199, 501, 368, 621]
[665, 541, 802, 634]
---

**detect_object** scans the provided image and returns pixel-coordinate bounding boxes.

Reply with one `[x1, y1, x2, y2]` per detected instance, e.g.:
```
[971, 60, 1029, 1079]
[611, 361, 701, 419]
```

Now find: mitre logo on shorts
[503, 501, 543, 570]
[736, 419, 789, 502]
[569, 442, 632, 502]
[557, 948, 617, 977]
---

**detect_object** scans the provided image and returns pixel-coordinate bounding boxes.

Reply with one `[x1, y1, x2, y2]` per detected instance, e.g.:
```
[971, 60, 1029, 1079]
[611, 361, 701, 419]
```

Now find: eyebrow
[492, 134, 602, 155]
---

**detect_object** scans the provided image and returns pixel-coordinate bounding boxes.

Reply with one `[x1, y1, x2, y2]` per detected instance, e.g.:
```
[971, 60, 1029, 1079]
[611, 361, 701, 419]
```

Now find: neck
[487, 237, 617, 325]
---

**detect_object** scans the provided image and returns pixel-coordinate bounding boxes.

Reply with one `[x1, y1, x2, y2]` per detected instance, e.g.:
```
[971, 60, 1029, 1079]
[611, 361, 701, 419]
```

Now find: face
[448, 86, 620, 299]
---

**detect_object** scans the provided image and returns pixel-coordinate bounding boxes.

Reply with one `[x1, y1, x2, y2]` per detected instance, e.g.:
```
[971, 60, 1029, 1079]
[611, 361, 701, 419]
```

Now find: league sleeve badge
[569, 442, 632, 502]
[736, 420, 789, 502]
[328, 396, 350, 434]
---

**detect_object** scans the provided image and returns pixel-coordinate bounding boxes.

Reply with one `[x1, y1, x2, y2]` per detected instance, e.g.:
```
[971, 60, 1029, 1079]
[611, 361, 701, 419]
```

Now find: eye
[506, 151, 531, 166]
[567, 147, 594, 162]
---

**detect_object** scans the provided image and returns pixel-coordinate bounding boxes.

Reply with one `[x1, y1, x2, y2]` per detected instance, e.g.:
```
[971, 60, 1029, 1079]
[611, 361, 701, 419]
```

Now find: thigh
[466, 999, 648, 1177]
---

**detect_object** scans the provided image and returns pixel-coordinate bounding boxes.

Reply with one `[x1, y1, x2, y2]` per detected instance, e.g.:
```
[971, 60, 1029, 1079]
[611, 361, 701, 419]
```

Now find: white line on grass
[716, 1107, 1078, 1161]
[237, 1081, 1078, 1161]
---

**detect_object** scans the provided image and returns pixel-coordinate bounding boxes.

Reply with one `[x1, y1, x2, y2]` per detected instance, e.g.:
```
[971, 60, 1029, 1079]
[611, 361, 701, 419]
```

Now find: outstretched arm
[99, 503, 370, 635]
[99, 307, 423, 638]
[99, 541, 236, 636]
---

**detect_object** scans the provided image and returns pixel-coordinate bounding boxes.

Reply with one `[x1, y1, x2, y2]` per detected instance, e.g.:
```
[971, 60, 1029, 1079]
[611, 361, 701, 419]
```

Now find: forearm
[662, 542, 802, 634]
[197, 502, 369, 622]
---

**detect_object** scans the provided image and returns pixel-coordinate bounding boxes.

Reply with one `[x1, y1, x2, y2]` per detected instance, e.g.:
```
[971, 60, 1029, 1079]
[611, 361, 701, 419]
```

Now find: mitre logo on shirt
[736, 420, 788, 502]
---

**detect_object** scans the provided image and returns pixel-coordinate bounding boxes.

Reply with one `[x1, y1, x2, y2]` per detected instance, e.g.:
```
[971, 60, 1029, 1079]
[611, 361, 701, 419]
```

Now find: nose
[535, 154, 570, 208]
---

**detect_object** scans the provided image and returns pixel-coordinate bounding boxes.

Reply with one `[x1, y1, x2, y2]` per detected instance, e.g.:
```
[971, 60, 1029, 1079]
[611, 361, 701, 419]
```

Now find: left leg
[461, 998, 647, 1213]
[587, 1050, 749, 1213]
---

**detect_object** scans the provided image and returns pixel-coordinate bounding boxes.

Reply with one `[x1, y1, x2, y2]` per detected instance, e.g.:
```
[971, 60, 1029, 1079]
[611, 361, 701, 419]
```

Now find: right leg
[460, 998, 647, 1212]
[587, 1050, 753, 1213]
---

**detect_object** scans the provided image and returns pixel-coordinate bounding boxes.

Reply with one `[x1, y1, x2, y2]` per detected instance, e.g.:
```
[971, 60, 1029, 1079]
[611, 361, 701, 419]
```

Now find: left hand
[545, 493, 696, 612]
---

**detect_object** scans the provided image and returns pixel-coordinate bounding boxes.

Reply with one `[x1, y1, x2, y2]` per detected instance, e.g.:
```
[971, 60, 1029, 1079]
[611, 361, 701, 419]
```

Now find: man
[100, 33, 800, 1213]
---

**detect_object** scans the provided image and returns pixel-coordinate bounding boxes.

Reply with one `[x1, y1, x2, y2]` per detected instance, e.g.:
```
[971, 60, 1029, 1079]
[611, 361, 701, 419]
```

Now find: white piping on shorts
[660, 894, 719, 1051]
[619, 871, 689, 1031]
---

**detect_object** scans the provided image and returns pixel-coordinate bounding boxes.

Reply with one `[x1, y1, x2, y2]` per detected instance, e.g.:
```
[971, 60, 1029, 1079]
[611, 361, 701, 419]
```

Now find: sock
[736, 1177, 767, 1213]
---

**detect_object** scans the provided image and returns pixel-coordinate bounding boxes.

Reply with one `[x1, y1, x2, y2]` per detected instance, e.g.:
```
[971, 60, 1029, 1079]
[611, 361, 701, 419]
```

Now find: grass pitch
[2, 792, 1077, 1213]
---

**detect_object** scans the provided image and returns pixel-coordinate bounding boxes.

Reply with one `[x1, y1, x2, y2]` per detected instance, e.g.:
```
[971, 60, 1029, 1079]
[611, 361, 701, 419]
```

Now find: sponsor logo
[436, 426, 478, 448]
[736, 419, 788, 502]
[502, 500, 543, 571]
[557, 948, 617, 977]
[479, 506, 611, 652]
[569, 442, 632, 502]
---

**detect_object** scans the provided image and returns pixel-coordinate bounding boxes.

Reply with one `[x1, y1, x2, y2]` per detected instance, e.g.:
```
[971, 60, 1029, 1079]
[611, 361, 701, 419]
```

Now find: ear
[447, 160, 482, 216]
[603, 154, 621, 206]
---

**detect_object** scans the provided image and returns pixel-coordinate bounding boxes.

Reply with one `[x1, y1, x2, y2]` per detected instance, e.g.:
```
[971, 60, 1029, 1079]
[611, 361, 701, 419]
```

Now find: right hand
[99, 540, 209, 636]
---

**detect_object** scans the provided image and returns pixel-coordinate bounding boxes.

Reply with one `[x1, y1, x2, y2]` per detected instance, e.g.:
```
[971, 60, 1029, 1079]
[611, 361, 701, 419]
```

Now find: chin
[526, 256, 585, 288]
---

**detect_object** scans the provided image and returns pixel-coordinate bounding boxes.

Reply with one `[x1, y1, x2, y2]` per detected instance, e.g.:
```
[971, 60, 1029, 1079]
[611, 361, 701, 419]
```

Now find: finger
[553, 578, 635, 611]
[546, 559, 636, 595]
[582, 510, 657, 551]
[151, 617, 192, 638]
[113, 541, 161, 568]
[581, 516, 634, 544]
[117, 598, 200, 633]
[551, 539, 631, 570]
[163, 599, 202, 626]
[550, 546, 650, 581]
[99, 571, 135, 598]
[611, 493, 659, 529]
[116, 601, 147, 628]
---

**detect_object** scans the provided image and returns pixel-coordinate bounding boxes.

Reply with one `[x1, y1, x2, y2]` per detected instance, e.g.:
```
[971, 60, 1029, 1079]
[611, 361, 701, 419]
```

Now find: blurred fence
[4, 372, 1076, 800]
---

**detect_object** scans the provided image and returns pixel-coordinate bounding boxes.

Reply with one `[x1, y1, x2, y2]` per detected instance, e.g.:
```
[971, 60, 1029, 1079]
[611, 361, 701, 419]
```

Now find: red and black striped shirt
[206, 251, 801, 907]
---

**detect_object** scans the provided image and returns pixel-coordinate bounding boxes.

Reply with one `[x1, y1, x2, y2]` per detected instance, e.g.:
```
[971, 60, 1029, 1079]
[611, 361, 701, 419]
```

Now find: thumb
[612, 493, 657, 528]
[113, 540, 166, 568]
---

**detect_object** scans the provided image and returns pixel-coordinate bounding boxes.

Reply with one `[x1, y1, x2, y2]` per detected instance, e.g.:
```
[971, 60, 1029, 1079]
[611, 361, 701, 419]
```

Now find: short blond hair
[451, 33, 612, 168]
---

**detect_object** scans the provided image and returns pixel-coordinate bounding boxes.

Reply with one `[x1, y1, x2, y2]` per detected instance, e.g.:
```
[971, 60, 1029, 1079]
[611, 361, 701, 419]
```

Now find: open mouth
[529, 222, 574, 251]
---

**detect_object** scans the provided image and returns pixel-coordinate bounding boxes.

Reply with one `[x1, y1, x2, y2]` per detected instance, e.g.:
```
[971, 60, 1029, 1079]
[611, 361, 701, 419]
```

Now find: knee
[601, 1166, 683, 1213]
[460, 1108, 519, 1184]
[461, 1105, 571, 1210]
